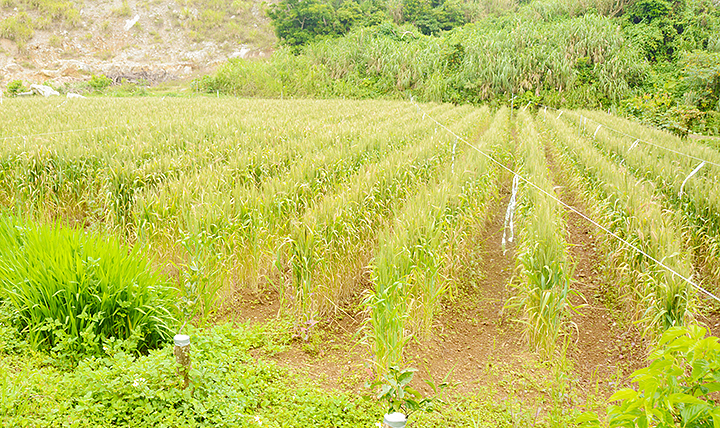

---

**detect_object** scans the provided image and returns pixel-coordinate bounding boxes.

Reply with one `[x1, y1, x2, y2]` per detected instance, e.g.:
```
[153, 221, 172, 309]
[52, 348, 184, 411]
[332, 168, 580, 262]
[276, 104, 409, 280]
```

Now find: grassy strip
[368, 107, 501, 371]
[507, 110, 573, 356]
[567, 110, 720, 290]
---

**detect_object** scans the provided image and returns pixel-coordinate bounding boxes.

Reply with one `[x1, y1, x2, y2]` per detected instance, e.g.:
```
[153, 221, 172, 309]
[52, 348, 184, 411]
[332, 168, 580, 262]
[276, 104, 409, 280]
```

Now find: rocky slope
[0, 0, 275, 90]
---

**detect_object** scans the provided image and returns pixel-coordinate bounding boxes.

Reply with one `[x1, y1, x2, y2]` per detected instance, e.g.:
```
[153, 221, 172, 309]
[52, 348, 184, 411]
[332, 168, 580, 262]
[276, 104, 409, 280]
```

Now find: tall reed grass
[201, 14, 648, 108]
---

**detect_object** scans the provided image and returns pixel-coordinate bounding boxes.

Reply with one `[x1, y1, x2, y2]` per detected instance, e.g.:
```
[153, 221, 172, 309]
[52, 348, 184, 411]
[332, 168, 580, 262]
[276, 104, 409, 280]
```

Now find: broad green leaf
[610, 389, 638, 402]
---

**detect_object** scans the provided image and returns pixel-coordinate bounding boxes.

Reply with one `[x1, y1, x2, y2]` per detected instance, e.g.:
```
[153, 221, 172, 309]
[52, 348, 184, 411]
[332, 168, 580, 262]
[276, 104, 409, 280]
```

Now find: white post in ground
[383, 412, 407, 428]
[174, 334, 191, 389]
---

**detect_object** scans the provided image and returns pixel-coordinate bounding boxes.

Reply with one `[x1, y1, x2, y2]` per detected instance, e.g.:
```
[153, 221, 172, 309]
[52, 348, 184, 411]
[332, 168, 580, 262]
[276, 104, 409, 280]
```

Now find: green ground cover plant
[0, 316, 382, 427]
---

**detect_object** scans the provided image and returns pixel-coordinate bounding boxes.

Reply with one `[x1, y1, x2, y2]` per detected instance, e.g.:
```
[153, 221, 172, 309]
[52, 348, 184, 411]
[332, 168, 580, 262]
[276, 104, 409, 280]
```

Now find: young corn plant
[176, 226, 223, 327]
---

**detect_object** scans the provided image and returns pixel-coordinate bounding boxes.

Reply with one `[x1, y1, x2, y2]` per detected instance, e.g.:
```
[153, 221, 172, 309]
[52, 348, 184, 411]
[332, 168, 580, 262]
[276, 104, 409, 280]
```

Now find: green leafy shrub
[88, 73, 112, 92]
[0, 216, 177, 364]
[621, 91, 712, 136]
[369, 366, 445, 417]
[268, 0, 338, 47]
[5, 79, 27, 97]
[578, 324, 720, 427]
[680, 50, 720, 112]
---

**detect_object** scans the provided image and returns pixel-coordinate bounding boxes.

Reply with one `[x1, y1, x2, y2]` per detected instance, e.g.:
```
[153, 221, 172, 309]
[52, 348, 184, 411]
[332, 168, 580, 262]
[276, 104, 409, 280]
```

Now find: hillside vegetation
[198, 0, 720, 135]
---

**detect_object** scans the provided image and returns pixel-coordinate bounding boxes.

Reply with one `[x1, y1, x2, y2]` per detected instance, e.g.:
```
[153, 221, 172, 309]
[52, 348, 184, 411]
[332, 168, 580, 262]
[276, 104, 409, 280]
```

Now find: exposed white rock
[124, 15, 140, 31]
[29, 84, 60, 97]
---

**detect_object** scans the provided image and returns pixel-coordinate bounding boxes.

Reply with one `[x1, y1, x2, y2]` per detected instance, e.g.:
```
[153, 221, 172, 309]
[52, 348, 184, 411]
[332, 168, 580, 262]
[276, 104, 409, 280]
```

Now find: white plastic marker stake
[173, 334, 191, 389]
[679, 161, 706, 197]
[593, 125, 602, 139]
[502, 174, 520, 254]
[543, 106, 547, 122]
[523, 101, 532, 111]
[557, 111, 564, 119]
[629, 139, 640, 151]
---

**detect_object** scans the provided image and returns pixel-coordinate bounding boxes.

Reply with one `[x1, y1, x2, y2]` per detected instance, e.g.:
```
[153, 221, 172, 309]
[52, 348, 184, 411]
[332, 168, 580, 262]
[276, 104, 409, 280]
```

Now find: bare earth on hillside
[0, 0, 275, 88]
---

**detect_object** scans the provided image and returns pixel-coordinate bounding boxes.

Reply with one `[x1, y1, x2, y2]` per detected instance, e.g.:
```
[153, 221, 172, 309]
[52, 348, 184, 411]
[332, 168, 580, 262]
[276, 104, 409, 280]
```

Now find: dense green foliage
[199, 0, 720, 134]
[200, 14, 646, 108]
[618, 0, 720, 134]
[267, 0, 386, 46]
[0, 319, 383, 427]
[89, 74, 112, 92]
[0, 216, 177, 364]
[578, 325, 720, 427]
[5, 80, 27, 96]
[267, 0, 464, 46]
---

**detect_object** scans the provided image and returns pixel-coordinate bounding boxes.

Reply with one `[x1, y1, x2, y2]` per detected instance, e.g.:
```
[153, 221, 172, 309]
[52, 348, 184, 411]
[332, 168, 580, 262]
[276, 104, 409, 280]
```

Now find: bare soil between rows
[220, 180, 642, 407]
[214, 117, 720, 410]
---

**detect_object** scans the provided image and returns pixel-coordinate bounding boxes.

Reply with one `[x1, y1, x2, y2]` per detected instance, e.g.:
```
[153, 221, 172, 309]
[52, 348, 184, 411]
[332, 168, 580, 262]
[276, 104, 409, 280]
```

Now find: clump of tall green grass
[0, 216, 177, 363]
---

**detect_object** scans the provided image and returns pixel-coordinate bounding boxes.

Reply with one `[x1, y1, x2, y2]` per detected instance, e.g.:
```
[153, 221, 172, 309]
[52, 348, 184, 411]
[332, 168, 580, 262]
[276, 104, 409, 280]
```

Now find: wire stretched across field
[539, 104, 720, 169]
[410, 98, 720, 304]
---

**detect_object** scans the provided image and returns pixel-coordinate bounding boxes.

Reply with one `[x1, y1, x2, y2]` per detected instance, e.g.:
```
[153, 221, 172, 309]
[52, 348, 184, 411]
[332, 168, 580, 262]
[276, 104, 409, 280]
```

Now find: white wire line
[0, 125, 123, 142]
[540, 104, 720, 169]
[409, 98, 720, 304]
